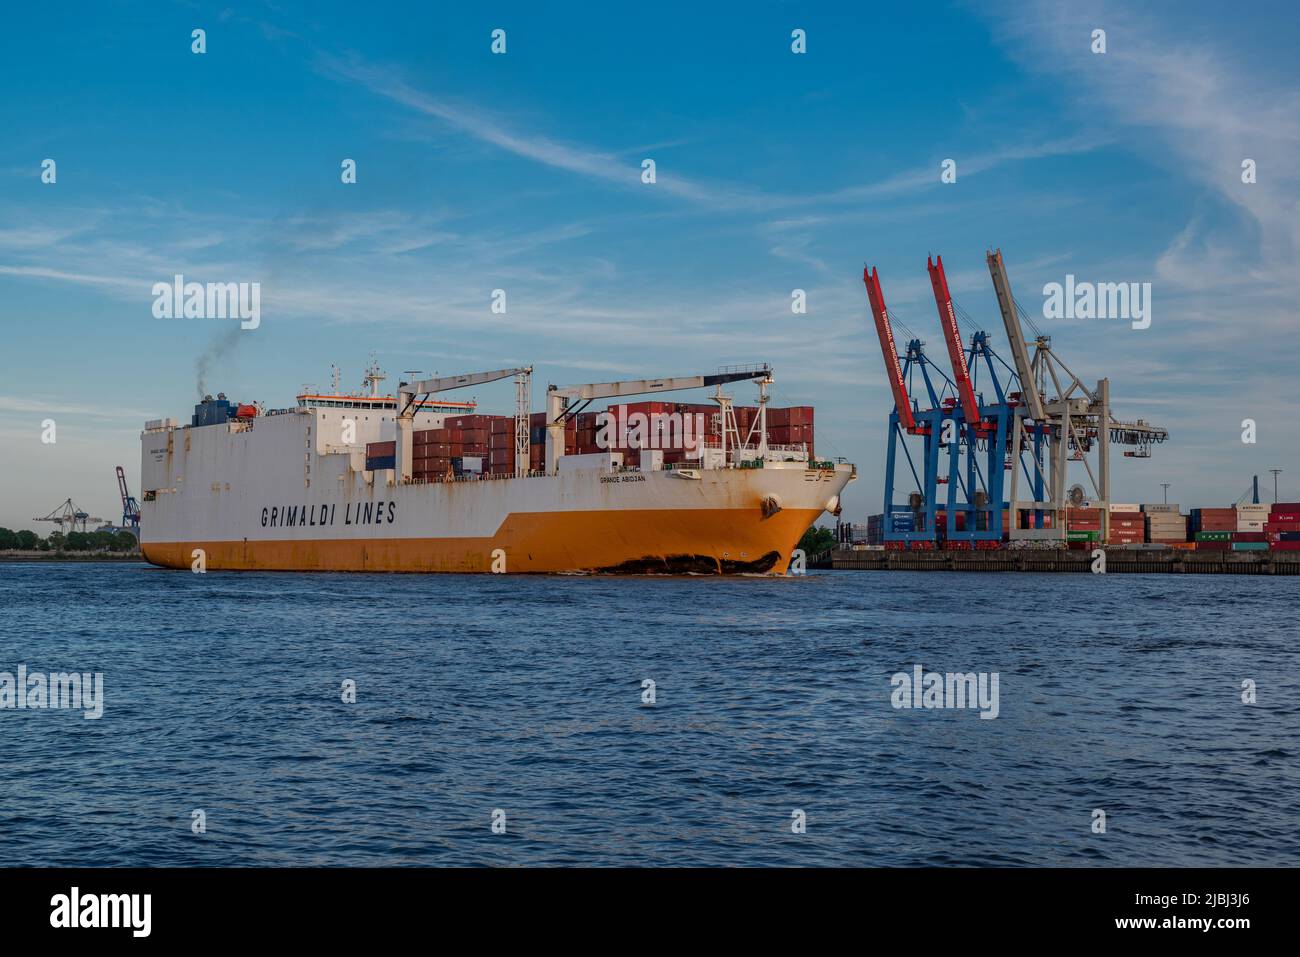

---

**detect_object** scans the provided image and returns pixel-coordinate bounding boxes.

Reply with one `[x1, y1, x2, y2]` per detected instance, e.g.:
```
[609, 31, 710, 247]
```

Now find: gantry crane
[33, 498, 103, 535]
[986, 248, 1169, 540]
[927, 255, 986, 436]
[117, 466, 141, 529]
[865, 265, 946, 543]
[866, 260, 1054, 546]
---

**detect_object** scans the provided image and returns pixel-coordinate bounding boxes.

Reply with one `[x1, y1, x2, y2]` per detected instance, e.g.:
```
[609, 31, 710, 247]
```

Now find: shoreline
[0, 551, 144, 563]
[820, 547, 1300, 574]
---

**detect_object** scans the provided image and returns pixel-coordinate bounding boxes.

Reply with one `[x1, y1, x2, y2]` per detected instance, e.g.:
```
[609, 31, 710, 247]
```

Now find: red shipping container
[1269, 512, 1300, 523]
[1270, 502, 1300, 512]
[452, 428, 489, 445]
[529, 412, 575, 431]
[1264, 522, 1300, 533]
[1271, 541, 1300, 550]
[1195, 541, 1231, 551]
[443, 415, 491, 430]
[366, 440, 395, 457]
[1232, 531, 1267, 542]
[489, 416, 513, 435]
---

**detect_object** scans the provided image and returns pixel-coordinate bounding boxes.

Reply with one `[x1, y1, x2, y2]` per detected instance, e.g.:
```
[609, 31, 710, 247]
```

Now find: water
[1, 562, 1296, 866]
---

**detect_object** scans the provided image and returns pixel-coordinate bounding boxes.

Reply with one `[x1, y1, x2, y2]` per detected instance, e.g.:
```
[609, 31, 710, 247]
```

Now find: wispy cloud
[319, 53, 1099, 217]
[319, 54, 767, 209]
[980, 0, 1300, 307]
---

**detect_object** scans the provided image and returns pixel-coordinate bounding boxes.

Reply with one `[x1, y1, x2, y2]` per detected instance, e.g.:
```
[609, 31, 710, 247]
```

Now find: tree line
[0, 527, 139, 552]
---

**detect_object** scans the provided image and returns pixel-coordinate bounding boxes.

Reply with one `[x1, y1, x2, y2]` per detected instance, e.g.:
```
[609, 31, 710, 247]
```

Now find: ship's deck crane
[397, 366, 532, 480]
[546, 367, 773, 473]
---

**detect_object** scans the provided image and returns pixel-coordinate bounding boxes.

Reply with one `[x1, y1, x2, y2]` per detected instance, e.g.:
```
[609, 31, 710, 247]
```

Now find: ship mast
[362, 354, 386, 398]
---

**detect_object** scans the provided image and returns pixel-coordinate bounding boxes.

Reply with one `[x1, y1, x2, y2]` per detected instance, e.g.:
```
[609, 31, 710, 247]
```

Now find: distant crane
[117, 466, 141, 529]
[33, 498, 103, 535]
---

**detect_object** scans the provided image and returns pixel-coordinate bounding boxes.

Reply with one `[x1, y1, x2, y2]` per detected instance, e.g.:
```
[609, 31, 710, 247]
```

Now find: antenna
[362, 354, 387, 397]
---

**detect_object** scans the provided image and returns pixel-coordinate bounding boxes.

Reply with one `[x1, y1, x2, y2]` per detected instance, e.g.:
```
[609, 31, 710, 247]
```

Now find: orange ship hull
[142, 506, 823, 574]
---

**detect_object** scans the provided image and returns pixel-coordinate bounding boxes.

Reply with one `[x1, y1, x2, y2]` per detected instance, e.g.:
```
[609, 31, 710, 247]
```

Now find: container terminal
[819, 250, 1299, 574]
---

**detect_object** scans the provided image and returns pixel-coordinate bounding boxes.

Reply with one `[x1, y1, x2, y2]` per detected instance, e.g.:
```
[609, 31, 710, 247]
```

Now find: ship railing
[408, 470, 552, 485]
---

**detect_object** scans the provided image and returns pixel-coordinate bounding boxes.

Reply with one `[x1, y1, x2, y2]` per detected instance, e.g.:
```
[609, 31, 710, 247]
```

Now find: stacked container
[409, 415, 515, 481]
[1190, 507, 1235, 551]
[1233, 503, 1270, 551]
[1142, 504, 1187, 545]
[1266, 502, 1300, 552]
[766, 407, 815, 450]
[1066, 507, 1102, 548]
[1106, 503, 1144, 545]
[864, 515, 882, 545]
[364, 440, 396, 472]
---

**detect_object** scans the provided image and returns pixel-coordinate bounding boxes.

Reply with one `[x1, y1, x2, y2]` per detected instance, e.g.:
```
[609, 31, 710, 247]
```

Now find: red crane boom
[863, 266, 916, 433]
[926, 254, 983, 432]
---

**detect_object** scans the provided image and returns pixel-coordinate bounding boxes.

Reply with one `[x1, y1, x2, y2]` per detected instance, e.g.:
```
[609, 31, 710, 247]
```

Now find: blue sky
[2, 0, 1298, 530]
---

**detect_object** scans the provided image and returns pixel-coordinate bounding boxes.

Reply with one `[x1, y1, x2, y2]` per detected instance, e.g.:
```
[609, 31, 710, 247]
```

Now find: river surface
[1, 562, 1295, 866]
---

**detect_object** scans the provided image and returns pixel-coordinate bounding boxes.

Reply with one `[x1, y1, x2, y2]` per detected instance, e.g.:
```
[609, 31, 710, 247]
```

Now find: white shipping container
[558, 451, 624, 473]
[1109, 503, 1141, 512]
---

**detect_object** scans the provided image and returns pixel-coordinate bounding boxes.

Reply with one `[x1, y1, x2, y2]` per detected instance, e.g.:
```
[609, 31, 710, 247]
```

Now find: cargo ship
[138, 361, 854, 574]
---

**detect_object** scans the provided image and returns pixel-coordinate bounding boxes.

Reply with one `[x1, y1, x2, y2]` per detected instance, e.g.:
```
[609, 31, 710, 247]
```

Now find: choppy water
[1, 562, 1296, 866]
